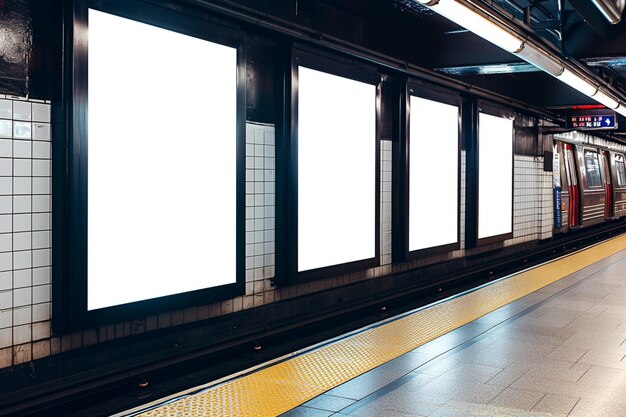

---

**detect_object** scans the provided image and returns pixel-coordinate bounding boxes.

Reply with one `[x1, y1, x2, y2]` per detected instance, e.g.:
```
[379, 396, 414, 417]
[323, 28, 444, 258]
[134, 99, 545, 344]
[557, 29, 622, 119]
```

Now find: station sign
[566, 113, 617, 130]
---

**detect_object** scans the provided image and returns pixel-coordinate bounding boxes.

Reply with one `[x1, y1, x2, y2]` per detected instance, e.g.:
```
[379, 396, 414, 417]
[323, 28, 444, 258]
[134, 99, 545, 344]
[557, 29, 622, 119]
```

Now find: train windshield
[616, 155, 626, 187]
[584, 150, 603, 187]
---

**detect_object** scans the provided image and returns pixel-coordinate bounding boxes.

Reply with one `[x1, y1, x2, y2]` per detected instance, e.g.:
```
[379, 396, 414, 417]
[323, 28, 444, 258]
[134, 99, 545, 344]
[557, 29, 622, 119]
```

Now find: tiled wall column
[380, 140, 392, 270]
[0, 96, 52, 367]
[244, 122, 276, 308]
[502, 155, 550, 246]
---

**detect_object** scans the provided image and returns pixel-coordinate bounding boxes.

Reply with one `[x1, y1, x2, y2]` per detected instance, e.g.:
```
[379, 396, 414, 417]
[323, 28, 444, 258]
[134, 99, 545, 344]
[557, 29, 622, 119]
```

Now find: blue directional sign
[567, 114, 618, 130]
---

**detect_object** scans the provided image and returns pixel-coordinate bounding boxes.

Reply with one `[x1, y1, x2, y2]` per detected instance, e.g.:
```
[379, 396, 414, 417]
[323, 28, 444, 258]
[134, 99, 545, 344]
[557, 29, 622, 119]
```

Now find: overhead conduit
[417, 0, 626, 115]
[590, 0, 625, 23]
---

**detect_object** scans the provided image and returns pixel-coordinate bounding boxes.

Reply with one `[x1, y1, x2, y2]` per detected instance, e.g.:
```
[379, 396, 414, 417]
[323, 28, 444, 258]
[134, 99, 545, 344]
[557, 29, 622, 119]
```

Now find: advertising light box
[87, 9, 238, 310]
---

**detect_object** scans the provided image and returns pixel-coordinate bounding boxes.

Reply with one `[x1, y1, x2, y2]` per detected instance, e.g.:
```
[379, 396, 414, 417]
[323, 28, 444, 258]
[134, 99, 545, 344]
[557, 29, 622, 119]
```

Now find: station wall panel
[0, 95, 52, 367]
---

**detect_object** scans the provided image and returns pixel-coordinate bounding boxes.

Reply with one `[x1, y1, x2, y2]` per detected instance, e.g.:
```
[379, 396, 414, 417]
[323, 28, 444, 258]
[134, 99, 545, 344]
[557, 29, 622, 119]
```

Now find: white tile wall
[0, 96, 52, 366]
[243, 122, 276, 309]
[503, 155, 553, 247]
[380, 140, 393, 269]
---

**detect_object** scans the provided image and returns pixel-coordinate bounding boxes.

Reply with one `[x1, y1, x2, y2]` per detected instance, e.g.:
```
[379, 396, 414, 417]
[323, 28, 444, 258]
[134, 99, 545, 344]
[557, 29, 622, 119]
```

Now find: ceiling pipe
[589, 0, 625, 24]
[416, 0, 626, 116]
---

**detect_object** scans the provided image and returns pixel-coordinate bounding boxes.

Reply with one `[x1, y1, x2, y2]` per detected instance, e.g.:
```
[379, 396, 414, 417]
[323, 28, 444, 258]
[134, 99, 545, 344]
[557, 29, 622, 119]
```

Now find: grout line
[567, 397, 582, 416]
[530, 393, 548, 412]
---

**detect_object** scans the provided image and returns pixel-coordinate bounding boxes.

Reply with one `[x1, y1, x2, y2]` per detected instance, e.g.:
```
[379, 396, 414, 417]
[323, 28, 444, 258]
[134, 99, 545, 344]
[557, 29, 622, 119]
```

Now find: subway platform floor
[120, 235, 626, 417]
[282, 245, 626, 417]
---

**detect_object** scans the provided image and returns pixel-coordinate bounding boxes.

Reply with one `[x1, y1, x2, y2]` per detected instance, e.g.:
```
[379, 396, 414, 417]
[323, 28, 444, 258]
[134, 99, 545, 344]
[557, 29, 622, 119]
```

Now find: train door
[613, 153, 626, 217]
[563, 143, 580, 227]
[601, 150, 614, 218]
[579, 147, 606, 226]
[554, 142, 569, 232]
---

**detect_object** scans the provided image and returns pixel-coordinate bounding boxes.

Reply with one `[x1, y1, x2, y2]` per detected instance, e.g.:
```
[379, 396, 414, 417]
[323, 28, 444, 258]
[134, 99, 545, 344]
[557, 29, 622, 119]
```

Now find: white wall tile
[13, 178, 31, 195]
[32, 213, 50, 231]
[31, 104, 50, 123]
[0, 308, 11, 328]
[0, 288, 12, 310]
[0, 159, 11, 176]
[13, 324, 31, 344]
[13, 306, 31, 326]
[12, 159, 30, 177]
[13, 269, 30, 288]
[32, 178, 50, 195]
[13, 287, 31, 307]
[32, 160, 50, 177]
[13, 233, 31, 251]
[0, 100, 11, 119]
[32, 141, 50, 159]
[32, 321, 49, 341]
[0, 121, 11, 139]
[0, 234, 10, 252]
[0, 215, 11, 233]
[32, 249, 50, 268]
[12, 214, 31, 232]
[0, 178, 10, 195]
[0, 328, 12, 348]
[33, 284, 50, 304]
[0, 251, 11, 273]
[32, 231, 50, 249]
[32, 195, 50, 213]
[32, 303, 50, 322]
[13, 251, 31, 270]
[32, 267, 50, 286]
[13, 196, 31, 214]
[0, 196, 10, 214]
[12, 101, 31, 121]
[13, 140, 31, 158]
[13, 122, 31, 140]
[32, 123, 50, 141]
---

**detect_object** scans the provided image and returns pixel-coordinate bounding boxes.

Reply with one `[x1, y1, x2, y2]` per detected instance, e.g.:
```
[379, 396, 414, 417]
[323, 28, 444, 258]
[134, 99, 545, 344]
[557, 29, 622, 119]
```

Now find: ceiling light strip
[417, 0, 626, 117]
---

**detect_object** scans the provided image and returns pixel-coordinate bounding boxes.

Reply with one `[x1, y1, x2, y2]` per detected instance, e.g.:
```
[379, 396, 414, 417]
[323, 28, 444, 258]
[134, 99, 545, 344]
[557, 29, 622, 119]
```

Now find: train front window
[584, 150, 602, 187]
[616, 155, 626, 186]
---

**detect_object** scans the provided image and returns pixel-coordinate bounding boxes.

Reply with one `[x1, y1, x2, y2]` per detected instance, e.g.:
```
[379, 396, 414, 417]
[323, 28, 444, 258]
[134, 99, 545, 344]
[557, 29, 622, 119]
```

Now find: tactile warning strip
[135, 235, 626, 417]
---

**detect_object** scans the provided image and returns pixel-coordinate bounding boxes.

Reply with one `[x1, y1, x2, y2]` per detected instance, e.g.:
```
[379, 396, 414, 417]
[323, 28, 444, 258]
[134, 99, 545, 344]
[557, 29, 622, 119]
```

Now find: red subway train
[554, 136, 626, 232]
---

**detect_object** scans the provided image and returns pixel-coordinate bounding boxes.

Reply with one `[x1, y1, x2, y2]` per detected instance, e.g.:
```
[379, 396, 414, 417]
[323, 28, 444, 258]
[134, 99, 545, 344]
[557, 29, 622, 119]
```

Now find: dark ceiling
[307, 0, 626, 133]
[390, 0, 626, 107]
[280, 0, 626, 115]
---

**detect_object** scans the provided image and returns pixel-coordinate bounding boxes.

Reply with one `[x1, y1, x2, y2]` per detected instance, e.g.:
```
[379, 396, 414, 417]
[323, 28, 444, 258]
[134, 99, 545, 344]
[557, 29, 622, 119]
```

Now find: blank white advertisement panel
[87, 9, 238, 310]
[409, 96, 458, 251]
[297, 66, 376, 272]
[478, 112, 513, 239]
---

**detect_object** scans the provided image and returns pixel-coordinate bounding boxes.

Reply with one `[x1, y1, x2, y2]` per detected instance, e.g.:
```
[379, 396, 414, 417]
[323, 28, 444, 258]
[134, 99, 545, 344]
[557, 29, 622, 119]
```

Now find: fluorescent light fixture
[514, 42, 563, 76]
[418, 0, 523, 53]
[417, 0, 626, 113]
[592, 89, 620, 109]
[556, 68, 598, 97]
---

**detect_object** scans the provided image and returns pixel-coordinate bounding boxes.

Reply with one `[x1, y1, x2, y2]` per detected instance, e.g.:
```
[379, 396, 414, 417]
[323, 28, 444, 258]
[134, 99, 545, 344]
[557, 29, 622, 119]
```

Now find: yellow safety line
[137, 234, 626, 417]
